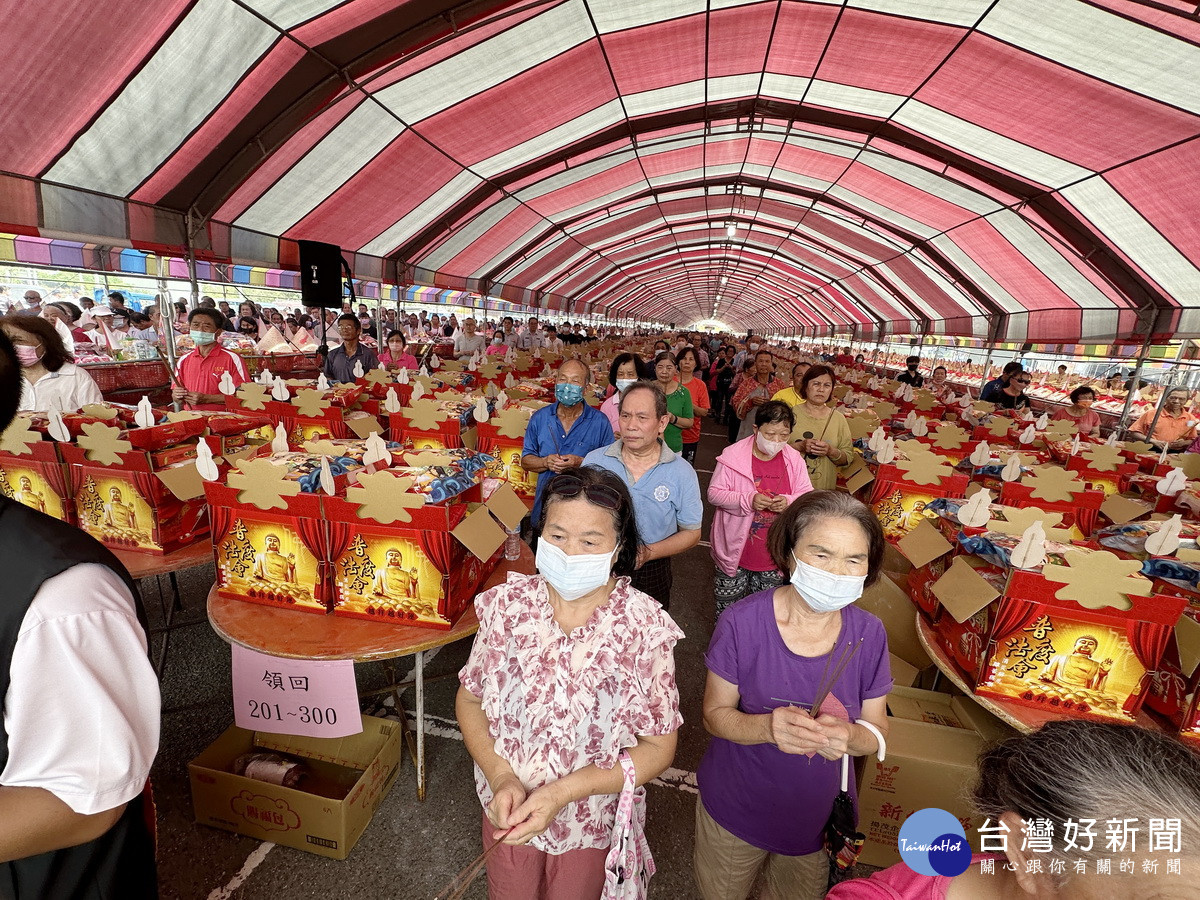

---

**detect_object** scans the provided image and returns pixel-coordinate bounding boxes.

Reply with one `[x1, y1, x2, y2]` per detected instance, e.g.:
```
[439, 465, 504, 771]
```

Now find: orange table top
[915, 613, 1164, 734]
[207, 543, 534, 661]
[114, 541, 214, 580]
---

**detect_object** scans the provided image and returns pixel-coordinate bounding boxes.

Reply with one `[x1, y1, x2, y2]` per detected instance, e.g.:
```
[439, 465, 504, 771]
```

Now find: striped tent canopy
[2, 0, 1198, 341]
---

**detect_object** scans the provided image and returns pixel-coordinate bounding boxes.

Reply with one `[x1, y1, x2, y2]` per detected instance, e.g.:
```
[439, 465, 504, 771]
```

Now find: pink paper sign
[232, 644, 362, 738]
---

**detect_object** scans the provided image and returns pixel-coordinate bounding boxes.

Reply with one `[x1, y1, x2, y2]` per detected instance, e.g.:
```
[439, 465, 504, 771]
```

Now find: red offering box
[62, 441, 209, 554]
[0, 438, 73, 523]
[204, 483, 329, 614]
[323, 492, 497, 630]
[475, 422, 537, 501]
[999, 482, 1105, 541]
[1065, 457, 1139, 496]
[931, 555, 1186, 722]
[868, 465, 969, 543]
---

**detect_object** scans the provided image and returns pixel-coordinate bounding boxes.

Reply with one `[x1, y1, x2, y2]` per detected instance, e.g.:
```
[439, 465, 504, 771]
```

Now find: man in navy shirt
[324, 314, 379, 383]
[521, 358, 614, 525]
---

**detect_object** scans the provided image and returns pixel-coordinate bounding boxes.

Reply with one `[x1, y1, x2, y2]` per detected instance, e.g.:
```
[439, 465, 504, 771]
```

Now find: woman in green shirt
[655, 351, 694, 453]
[789, 364, 854, 490]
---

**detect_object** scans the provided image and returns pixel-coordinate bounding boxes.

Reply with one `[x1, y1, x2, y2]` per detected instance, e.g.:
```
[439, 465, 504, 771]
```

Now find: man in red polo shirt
[172, 308, 247, 410]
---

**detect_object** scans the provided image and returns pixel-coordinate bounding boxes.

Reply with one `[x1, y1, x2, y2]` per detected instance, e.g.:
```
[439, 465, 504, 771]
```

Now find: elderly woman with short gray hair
[828, 719, 1200, 898]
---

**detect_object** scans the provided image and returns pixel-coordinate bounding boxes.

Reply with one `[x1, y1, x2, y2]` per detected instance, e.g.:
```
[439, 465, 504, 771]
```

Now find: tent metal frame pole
[1115, 331, 1157, 440]
[156, 255, 180, 412]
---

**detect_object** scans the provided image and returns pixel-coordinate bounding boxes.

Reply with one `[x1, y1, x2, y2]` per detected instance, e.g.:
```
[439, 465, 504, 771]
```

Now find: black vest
[0, 498, 157, 900]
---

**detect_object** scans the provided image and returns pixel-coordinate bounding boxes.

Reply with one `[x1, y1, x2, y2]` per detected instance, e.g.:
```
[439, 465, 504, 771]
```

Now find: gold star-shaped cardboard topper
[872, 401, 898, 420]
[988, 507, 1075, 543]
[492, 405, 534, 440]
[930, 423, 970, 450]
[846, 415, 879, 442]
[896, 451, 956, 486]
[165, 410, 203, 423]
[227, 457, 302, 510]
[1121, 439, 1155, 454]
[346, 470, 427, 524]
[404, 450, 455, 467]
[235, 382, 271, 411]
[912, 390, 939, 411]
[1042, 549, 1157, 611]
[303, 439, 345, 458]
[0, 417, 41, 456]
[403, 398, 449, 432]
[986, 417, 1014, 438]
[364, 367, 393, 386]
[78, 422, 133, 466]
[1043, 418, 1078, 442]
[79, 403, 119, 420]
[292, 388, 331, 418]
[1081, 443, 1124, 472]
[1024, 465, 1086, 502]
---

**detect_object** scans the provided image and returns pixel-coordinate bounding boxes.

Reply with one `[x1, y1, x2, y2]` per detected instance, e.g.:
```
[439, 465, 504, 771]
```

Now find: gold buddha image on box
[76, 474, 153, 549]
[217, 519, 322, 611]
[0, 466, 64, 519]
[332, 534, 445, 624]
[980, 617, 1143, 720]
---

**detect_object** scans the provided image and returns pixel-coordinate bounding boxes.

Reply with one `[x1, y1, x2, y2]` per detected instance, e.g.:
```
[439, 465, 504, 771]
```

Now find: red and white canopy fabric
[3, 0, 1199, 340]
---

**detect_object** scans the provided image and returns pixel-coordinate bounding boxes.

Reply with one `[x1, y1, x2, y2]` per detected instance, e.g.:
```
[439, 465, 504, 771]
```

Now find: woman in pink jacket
[708, 400, 813, 615]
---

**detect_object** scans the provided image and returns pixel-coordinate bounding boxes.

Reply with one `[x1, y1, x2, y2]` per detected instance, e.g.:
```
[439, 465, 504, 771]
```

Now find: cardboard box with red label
[189, 715, 401, 860]
[868, 461, 969, 543]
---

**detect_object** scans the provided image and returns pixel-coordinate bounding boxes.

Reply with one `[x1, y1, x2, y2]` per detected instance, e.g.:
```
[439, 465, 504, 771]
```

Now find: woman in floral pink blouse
[457, 466, 683, 899]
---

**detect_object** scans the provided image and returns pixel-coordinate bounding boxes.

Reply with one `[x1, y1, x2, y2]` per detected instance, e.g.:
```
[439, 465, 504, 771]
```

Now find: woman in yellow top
[788, 365, 854, 490]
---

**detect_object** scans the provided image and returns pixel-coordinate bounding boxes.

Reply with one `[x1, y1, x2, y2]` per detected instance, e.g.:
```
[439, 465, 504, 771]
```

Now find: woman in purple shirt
[695, 490, 893, 899]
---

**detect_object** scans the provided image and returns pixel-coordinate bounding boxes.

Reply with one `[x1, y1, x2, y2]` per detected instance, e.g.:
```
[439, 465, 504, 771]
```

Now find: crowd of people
[3, 289, 1200, 898]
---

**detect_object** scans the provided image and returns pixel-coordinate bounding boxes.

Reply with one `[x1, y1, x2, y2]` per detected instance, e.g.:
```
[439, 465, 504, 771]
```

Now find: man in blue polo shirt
[583, 382, 702, 610]
[522, 358, 614, 527]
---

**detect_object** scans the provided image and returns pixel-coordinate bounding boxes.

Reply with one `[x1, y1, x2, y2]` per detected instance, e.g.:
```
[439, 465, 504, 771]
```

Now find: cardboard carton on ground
[60, 436, 209, 554]
[0, 425, 73, 523]
[856, 697, 990, 868]
[931, 545, 1187, 722]
[189, 715, 401, 860]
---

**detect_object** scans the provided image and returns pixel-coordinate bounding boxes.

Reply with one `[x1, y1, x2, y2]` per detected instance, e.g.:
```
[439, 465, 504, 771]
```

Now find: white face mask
[748, 343, 760, 352]
[755, 432, 787, 458]
[790, 554, 865, 613]
[615, 378, 637, 393]
[536, 540, 617, 602]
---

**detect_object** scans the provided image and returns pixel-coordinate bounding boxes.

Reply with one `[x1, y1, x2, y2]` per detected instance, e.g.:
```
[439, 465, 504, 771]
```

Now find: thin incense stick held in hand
[811, 638, 863, 715]
[434, 827, 512, 900]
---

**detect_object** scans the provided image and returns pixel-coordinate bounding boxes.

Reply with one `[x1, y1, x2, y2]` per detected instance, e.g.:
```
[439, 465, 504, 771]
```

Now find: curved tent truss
[2, 0, 1199, 341]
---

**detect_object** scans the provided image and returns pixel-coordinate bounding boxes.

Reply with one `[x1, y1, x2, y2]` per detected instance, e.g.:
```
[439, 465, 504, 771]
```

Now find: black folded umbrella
[823, 755, 865, 886]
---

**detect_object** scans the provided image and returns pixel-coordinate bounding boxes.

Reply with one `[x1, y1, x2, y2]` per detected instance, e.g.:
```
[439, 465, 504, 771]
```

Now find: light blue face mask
[556, 382, 585, 406]
[190, 329, 216, 346]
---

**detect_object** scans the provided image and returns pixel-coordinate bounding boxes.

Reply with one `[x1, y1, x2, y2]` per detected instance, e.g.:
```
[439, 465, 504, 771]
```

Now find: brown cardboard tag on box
[155, 462, 206, 502]
[857, 574, 933, 670]
[1100, 494, 1152, 525]
[1165, 453, 1200, 479]
[933, 556, 1000, 623]
[897, 518, 953, 569]
[485, 482, 528, 532]
[452, 505, 507, 561]
[1177, 615, 1200, 679]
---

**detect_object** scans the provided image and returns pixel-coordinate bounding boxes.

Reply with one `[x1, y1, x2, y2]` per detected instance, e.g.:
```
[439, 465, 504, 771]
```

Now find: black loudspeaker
[299, 240, 345, 308]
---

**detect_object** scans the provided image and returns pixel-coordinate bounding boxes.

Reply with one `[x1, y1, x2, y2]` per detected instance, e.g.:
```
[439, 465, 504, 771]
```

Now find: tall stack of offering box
[204, 440, 524, 630]
[901, 506, 1186, 722]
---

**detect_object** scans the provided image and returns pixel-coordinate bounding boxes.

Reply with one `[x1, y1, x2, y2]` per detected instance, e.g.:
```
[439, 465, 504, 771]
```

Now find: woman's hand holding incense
[811, 715, 852, 760]
[503, 780, 570, 845]
[770, 706, 829, 756]
[486, 772, 527, 838]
